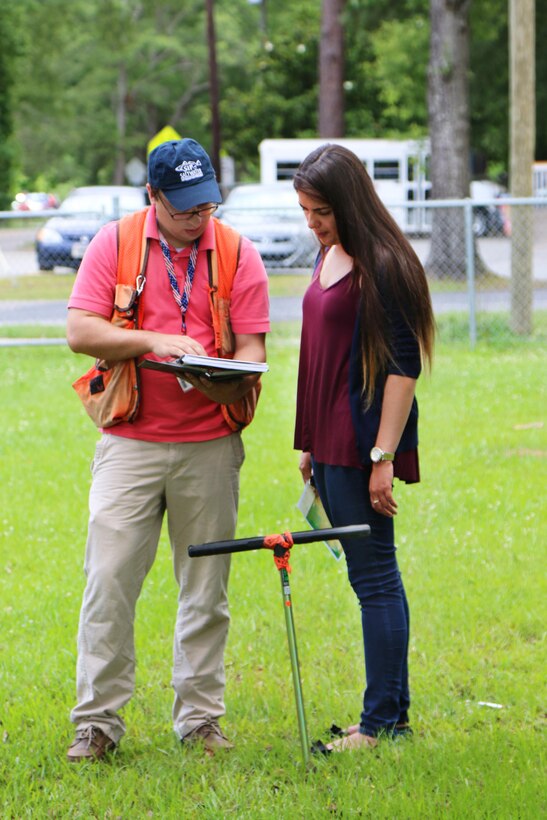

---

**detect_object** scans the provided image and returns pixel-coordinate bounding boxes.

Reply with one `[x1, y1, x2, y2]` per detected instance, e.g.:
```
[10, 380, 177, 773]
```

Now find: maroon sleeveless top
[294, 270, 362, 468]
[294, 265, 420, 482]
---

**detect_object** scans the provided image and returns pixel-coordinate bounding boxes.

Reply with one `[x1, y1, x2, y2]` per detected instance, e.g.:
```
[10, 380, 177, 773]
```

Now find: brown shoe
[67, 726, 117, 763]
[182, 721, 234, 755]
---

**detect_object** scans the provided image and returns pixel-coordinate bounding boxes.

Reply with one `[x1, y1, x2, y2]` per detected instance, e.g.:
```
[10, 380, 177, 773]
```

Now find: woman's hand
[299, 451, 312, 483]
[369, 374, 416, 517]
[369, 462, 398, 517]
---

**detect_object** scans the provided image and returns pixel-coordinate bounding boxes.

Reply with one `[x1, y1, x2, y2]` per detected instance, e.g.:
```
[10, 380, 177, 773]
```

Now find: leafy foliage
[469, 0, 509, 178]
[0, 3, 22, 208]
[369, 15, 429, 135]
[3, 0, 545, 195]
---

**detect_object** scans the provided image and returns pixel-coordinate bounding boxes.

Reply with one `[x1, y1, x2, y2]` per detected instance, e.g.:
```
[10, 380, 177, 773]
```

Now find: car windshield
[224, 186, 299, 211]
[59, 191, 143, 217]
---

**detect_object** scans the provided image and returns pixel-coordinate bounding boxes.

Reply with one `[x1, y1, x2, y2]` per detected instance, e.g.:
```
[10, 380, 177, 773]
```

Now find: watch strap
[370, 446, 395, 463]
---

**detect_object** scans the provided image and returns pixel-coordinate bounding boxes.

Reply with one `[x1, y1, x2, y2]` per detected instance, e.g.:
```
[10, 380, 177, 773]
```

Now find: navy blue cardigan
[348, 298, 422, 466]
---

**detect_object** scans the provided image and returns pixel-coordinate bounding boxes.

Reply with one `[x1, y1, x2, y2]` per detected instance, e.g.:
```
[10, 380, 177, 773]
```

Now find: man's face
[147, 185, 217, 247]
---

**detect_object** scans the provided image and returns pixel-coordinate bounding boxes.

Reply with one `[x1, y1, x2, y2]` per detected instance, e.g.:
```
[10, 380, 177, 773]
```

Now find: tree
[12, 0, 212, 189]
[319, 0, 345, 137]
[219, 1, 320, 177]
[535, 2, 547, 161]
[428, 0, 471, 200]
[0, 4, 20, 209]
[469, 0, 509, 177]
[206, 0, 222, 180]
[8, 0, 543, 194]
[368, 15, 429, 137]
[425, 0, 489, 279]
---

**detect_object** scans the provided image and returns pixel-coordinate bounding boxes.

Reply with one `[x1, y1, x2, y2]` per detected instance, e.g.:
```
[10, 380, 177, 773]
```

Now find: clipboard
[139, 354, 268, 381]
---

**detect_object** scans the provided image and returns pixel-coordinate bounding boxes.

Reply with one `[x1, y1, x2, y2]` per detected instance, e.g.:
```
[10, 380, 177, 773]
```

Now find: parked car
[217, 182, 318, 269]
[35, 185, 147, 271]
[12, 191, 60, 212]
[470, 180, 506, 237]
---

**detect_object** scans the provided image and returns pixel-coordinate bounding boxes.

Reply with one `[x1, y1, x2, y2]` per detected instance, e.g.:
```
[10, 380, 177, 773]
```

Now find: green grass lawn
[0, 273, 76, 302]
[0, 272, 310, 301]
[2, 269, 541, 304]
[0, 324, 545, 818]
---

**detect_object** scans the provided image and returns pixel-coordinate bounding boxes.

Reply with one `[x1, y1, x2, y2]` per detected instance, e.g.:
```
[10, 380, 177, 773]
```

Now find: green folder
[296, 480, 343, 561]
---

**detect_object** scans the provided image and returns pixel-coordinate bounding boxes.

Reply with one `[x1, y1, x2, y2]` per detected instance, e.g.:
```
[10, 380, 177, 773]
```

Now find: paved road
[0, 295, 303, 327]
[0, 288, 546, 334]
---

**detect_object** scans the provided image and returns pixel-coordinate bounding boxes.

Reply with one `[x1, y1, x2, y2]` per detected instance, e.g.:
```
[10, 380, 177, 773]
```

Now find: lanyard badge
[159, 238, 199, 334]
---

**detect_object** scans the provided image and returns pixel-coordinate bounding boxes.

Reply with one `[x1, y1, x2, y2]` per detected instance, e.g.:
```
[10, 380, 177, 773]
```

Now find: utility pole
[509, 0, 535, 334]
[205, 0, 222, 181]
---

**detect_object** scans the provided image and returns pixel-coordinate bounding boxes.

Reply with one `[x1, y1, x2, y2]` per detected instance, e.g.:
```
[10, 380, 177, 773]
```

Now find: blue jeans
[312, 461, 410, 737]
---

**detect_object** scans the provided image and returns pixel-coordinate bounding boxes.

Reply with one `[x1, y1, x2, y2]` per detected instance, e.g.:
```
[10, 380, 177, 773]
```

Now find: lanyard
[159, 237, 199, 333]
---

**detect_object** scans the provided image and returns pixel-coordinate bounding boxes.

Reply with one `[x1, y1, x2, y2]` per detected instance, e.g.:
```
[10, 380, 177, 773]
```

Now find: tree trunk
[509, 0, 535, 335]
[425, 0, 487, 279]
[319, 0, 345, 138]
[206, 0, 222, 181]
[0, 10, 15, 209]
[113, 63, 127, 185]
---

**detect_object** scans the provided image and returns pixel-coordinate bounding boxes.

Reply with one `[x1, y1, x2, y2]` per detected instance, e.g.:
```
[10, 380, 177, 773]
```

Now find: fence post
[510, 204, 534, 334]
[464, 199, 476, 348]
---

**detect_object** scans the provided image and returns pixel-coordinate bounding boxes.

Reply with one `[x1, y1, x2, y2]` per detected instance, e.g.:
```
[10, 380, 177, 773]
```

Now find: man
[66, 138, 270, 761]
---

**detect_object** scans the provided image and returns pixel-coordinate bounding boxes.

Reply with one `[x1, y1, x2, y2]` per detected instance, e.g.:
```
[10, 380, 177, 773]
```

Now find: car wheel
[473, 209, 489, 237]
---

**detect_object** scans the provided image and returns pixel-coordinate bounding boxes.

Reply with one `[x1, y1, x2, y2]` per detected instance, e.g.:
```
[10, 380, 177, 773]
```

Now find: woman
[293, 144, 435, 751]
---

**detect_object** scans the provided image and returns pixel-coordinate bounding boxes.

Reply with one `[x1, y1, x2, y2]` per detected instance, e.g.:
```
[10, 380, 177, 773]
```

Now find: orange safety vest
[117, 207, 261, 431]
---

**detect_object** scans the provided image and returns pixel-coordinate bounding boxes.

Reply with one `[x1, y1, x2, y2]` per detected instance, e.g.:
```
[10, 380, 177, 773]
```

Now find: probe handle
[188, 524, 370, 557]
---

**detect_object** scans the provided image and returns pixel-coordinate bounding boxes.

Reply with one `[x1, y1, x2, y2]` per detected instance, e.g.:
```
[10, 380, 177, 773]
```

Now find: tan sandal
[326, 732, 378, 752]
[340, 722, 412, 738]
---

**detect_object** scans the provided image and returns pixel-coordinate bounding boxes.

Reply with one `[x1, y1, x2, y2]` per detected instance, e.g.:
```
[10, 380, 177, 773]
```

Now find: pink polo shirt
[68, 207, 270, 442]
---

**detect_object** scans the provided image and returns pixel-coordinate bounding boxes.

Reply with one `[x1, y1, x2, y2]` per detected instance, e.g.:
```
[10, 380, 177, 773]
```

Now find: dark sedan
[36, 185, 148, 271]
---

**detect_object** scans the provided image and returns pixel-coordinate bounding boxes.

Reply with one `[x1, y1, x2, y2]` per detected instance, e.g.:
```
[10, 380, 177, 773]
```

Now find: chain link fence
[0, 197, 545, 346]
[401, 197, 546, 346]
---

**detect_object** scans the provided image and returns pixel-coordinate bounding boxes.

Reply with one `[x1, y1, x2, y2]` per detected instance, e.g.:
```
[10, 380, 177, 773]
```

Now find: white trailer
[533, 162, 547, 196]
[259, 138, 432, 233]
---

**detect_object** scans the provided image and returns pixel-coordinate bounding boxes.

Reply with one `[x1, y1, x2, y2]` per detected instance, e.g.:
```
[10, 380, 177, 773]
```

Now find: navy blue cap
[148, 138, 222, 211]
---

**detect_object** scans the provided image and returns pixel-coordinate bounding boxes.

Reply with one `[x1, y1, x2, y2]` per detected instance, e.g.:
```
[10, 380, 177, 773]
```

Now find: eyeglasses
[158, 192, 219, 222]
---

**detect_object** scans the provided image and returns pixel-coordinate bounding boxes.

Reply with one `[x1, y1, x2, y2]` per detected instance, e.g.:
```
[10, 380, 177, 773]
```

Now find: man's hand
[179, 371, 260, 404]
[67, 312, 267, 407]
[67, 309, 208, 361]
[147, 334, 206, 360]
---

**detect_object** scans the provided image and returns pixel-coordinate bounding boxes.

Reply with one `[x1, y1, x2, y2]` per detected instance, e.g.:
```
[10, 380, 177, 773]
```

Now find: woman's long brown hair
[293, 143, 435, 404]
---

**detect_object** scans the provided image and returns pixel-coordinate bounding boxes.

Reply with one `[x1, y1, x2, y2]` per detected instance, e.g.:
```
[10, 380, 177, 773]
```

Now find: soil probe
[188, 524, 370, 765]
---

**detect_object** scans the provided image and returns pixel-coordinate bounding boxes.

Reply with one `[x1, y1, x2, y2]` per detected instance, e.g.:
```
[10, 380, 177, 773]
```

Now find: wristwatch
[370, 446, 395, 463]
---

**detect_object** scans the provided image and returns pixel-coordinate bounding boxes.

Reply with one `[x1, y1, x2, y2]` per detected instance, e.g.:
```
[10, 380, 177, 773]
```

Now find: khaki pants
[70, 433, 244, 743]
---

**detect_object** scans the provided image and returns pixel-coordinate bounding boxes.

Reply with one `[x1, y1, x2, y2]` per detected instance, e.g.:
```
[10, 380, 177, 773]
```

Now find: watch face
[370, 446, 382, 463]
